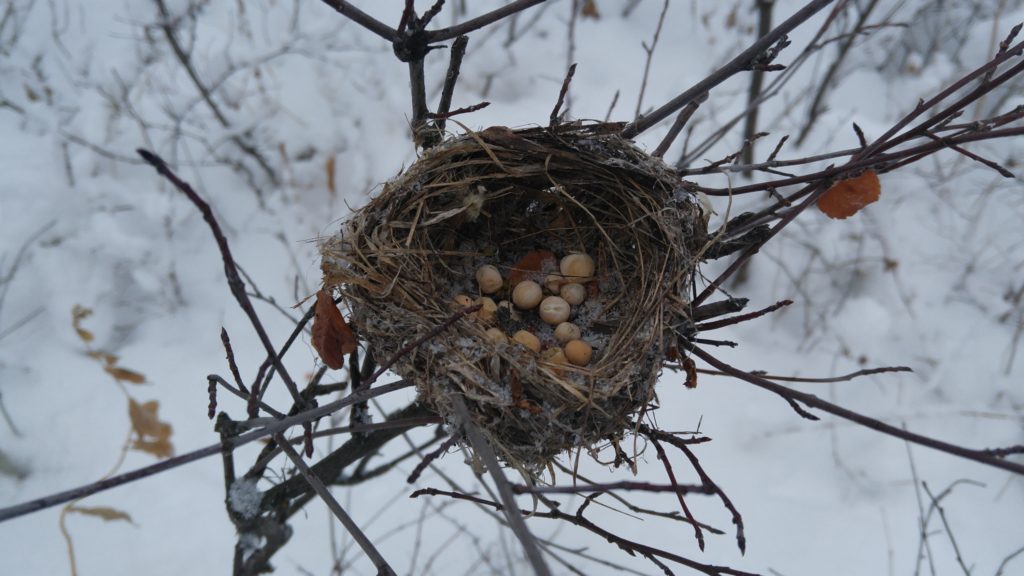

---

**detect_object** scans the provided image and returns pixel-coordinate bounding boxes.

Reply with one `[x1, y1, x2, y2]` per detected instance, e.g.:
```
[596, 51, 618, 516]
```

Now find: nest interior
[321, 122, 708, 471]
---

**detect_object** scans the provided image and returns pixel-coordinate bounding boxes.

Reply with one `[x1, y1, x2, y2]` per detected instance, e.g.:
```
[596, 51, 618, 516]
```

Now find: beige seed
[543, 347, 567, 364]
[512, 280, 543, 309]
[452, 294, 474, 309]
[560, 253, 595, 281]
[512, 330, 541, 352]
[560, 283, 586, 305]
[554, 322, 581, 343]
[484, 327, 507, 343]
[538, 296, 570, 325]
[543, 274, 564, 294]
[475, 297, 497, 323]
[475, 264, 503, 294]
[564, 339, 593, 366]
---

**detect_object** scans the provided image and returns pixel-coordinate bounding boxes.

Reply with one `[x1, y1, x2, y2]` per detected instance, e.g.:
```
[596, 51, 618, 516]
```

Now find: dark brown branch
[433, 35, 469, 135]
[275, 433, 398, 575]
[691, 346, 1024, 476]
[740, 0, 775, 175]
[0, 380, 414, 522]
[650, 437, 705, 551]
[318, 0, 396, 41]
[695, 299, 792, 331]
[425, 0, 547, 43]
[511, 481, 713, 496]
[653, 91, 707, 158]
[138, 149, 305, 411]
[697, 365, 912, 384]
[550, 63, 577, 127]
[451, 394, 553, 576]
[621, 0, 836, 138]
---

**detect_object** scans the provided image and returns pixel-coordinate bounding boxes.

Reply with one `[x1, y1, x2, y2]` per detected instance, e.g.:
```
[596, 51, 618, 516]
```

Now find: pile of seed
[320, 122, 708, 471]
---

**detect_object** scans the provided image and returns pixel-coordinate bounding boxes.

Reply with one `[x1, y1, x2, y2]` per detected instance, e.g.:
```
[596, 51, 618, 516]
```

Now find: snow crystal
[228, 477, 262, 521]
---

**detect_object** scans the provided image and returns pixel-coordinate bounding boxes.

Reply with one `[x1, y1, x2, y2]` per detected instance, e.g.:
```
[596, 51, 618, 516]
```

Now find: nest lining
[321, 122, 708, 470]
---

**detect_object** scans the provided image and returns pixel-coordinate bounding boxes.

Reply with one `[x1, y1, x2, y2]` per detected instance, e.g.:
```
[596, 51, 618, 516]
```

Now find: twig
[0, 379, 414, 522]
[425, 0, 547, 43]
[691, 346, 1024, 476]
[434, 35, 469, 135]
[275, 433, 398, 576]
[450, 394, 553, 576]
[511, 481, 712, 496]
[650, 437, 704, 551]
[695, 299, 793, 331]
[407, 433, 460, 483]
[633, 0, 670, 121]
[921, 481, 972, 576]
[318, 0, 396, 41]
[550, 63, 577, 127]
[652, 92, 707, 158]
[621, 0, 836, 138]
[796, 0, 879, 146]
[697, 365, 912, 384]
[137, 149, 306, 411]
[740, 0, 775, 175]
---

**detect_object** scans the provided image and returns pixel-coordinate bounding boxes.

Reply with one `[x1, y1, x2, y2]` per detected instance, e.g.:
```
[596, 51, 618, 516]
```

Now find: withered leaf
[87, 350, 119, 366]
[128, 398, 174, 459]
[312, 289, 357, 370]
[507, 250, 556, 287]
[817, 170, 881, 220]
[72, 305, 94, 343]
[67, 505, 136, 525]
[105, 365, 147, 385]
[581, 0, 600, 19]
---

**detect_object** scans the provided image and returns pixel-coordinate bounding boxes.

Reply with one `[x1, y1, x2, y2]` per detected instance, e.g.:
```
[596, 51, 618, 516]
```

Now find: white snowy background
[1, 0, 1022, 575]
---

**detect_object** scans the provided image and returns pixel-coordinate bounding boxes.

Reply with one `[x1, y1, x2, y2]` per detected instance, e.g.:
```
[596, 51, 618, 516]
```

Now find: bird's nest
[320, 122, 708, 471]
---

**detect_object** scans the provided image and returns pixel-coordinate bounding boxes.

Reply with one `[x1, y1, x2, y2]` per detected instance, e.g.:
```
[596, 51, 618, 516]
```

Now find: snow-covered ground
[1, 1, 1022, 574]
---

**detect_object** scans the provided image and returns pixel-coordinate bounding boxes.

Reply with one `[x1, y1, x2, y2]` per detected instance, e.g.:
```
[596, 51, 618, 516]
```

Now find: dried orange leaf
[105, 365, 146, 384]
[581, 0, 600, 19]
[67, 505, 136, 525]
[817, 170, 881, 220]
[72, 305, 94, 343]
[128, 398, 174, 458]
[87, 351, 118, 366]
[507, 250, 556, 287]
[312, 289, 357, 370]
[131, 438, 174, 459]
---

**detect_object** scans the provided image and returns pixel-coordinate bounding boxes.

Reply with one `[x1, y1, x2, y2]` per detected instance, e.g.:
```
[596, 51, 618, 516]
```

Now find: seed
[560, 283, 586, 305]
[512, 280, 543, 309]
[554, 322, 581, 343]
[564, 339, 593, 366]
[560, 253, 594, 281]
[475, 297, 497, 323]
[484, 327, 507, 343]
[512, 330, 541, 352]
[475, 264, 503, 294]
[543, 274, 564, 294]
[452, 294, 474, 309]
[538, 296, 570, 325]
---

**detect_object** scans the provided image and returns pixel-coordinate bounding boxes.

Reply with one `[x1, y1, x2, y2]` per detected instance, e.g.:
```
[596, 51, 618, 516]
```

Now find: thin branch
[434, 35, 469, 135]
[451, 394, 553, 576]
[652, 92, 707, 158]
[275, 433, 398, 575]
[137, 149, 306, 410]
[550, 63, 577, 127]
[633, 0, 670, 121]
[0, 380, 414, 522]
[318, 0, 396, 41]
[425, 0, 547, 43]
[621, 0, 836, 138]
[691, 346, 1024, 476]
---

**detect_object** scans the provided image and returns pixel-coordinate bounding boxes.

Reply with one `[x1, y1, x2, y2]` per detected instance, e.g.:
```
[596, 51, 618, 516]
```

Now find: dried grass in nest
[320, 122, 708, 471]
